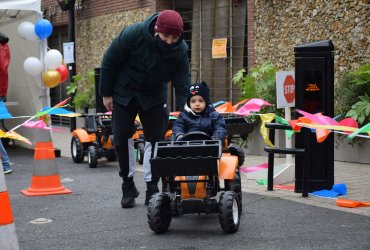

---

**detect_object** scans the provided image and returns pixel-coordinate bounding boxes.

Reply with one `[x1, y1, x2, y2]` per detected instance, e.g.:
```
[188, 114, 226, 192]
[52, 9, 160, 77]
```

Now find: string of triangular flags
[230, 98, 369, 145]
[0, 97, 81, 144]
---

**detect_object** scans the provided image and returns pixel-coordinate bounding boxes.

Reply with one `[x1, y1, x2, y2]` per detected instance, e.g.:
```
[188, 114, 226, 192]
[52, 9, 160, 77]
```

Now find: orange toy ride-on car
[71, 114, 117, 168]
[147, 132, 245, 234]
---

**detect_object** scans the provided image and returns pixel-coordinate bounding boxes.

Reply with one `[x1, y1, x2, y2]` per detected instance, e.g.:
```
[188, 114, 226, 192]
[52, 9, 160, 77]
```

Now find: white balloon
[17, 21, 38, 41]
[24, 57, 43, 76]
[44, 49, 63, 70]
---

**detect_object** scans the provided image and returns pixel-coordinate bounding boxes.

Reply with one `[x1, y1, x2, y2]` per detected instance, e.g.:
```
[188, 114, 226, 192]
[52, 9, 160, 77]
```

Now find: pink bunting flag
[22, 120, 64, 132]
[234, 98, 271, 116]
[240, 163, 268, 174]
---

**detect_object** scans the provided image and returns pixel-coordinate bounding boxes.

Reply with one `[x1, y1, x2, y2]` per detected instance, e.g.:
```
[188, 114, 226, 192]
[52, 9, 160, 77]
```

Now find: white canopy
[0, 0, 49, 147]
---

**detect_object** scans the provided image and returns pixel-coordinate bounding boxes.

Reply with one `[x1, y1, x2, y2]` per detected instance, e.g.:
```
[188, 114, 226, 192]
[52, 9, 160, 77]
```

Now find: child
[172, 82, 227, 141]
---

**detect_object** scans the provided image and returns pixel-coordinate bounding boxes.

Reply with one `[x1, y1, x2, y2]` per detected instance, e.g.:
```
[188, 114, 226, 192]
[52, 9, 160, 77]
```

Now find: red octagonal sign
[284, 75, 295, 103]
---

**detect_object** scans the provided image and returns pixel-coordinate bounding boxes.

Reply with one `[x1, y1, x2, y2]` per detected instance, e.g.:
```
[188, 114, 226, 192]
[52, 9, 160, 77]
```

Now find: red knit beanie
[154, 10, 183, 37]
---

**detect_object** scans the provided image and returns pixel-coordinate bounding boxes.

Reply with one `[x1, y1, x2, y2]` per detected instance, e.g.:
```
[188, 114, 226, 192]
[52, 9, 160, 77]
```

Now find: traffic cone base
[0, 191, 13, 226]
[21, 175, 72, 196]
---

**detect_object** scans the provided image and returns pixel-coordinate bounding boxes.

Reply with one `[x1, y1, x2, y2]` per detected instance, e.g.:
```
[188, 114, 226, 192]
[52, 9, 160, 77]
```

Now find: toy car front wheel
[71, 136, 84, 163]
[219, 191, 240, 233]
[147, 192, 172, 234]
[87, 146, 98, 168]
[225, 169, 242, 213]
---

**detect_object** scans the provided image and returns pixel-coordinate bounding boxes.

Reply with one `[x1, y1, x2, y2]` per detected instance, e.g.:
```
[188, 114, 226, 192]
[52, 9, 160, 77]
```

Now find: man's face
[158, 32, 179, 44]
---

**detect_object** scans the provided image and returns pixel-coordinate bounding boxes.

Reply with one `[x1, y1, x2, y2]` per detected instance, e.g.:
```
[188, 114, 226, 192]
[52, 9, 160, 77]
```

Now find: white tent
[0, 0, 49, 147]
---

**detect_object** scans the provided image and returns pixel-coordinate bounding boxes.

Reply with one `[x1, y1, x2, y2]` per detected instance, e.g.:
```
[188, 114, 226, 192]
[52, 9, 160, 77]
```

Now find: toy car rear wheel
[219, 191, 240, 233]
[147, 192, 172, 234]
[87, 145, 98, 168]
[229, 146, 245, 166]
[106, 148, 117, 161]
[71, 136, 84, 163]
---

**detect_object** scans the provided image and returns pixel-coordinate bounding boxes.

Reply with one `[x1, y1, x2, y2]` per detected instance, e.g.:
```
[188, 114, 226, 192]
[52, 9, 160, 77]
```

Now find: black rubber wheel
[106, 148, 117, 161]
[219, 191, 241, 233]
[71, 136, 84, 163]
[229, 146, 245, 166]
[147, 192, 172, 234]
[87, 145, 98, 168]
[225, 170, 242, 213]
[137, 142, 144, 165]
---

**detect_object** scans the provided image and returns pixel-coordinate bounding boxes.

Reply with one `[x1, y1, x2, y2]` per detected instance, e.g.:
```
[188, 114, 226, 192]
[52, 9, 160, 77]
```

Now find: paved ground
[49, 127, 370, 217]
[4, 148, 370, 250]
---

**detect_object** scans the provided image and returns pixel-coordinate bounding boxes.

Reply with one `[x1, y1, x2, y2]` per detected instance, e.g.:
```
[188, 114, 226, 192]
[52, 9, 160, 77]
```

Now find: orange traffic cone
[21, 130, 71, 196]
[0, 168, 20, 249]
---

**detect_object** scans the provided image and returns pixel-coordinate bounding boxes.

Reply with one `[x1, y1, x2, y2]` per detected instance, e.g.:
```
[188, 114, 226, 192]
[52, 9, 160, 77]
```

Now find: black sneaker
[121, 178, 139, 208]
[145, 181, 159, 206]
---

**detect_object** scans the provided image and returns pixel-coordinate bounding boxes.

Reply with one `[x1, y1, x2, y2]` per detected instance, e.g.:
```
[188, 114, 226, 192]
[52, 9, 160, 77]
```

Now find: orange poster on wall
[212, 38, 227, 59]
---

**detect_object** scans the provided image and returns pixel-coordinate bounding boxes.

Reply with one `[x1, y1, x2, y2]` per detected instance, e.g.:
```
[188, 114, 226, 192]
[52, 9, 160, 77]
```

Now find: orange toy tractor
[147, 131, 245, 234]
[71, 114, 116, 168]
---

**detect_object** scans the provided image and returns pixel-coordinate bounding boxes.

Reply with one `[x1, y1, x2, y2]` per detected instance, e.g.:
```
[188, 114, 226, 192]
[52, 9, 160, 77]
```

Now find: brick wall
[254, 0, 369, 78]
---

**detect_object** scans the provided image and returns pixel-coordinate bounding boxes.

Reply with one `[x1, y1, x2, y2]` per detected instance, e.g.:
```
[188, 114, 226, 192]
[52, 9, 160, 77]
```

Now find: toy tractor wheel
[87, 145, 98, 168]
[137, 142, 145, 165]
[71, 136, 84, 163]
[147, 192, 172, 234]
[106, 149, 117, 161]
[229, 146, 245, 166]
[225, 170, 242, 213]
[219, 191, 241, 234]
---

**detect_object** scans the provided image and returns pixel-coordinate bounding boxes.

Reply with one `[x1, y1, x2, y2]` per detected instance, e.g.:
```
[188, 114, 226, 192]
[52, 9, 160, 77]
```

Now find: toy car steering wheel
[182, 131, 212, 141]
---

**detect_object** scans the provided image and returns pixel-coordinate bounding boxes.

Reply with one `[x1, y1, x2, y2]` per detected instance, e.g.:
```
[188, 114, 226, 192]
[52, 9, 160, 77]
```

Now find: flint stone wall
[254, 0, 369, 76]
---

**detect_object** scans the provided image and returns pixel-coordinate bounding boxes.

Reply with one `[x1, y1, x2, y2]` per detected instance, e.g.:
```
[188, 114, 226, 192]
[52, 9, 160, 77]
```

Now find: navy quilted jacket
[172, 105, 227, 140]
[100, 13, 191, 110]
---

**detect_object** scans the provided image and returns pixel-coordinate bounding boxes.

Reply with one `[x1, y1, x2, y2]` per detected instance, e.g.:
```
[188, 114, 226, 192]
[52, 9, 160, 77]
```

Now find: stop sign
[283, 75, 295, 103]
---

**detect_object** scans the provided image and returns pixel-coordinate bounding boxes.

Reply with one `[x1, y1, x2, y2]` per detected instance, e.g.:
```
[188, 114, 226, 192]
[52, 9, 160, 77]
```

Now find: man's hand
[103, 96, 113, 111]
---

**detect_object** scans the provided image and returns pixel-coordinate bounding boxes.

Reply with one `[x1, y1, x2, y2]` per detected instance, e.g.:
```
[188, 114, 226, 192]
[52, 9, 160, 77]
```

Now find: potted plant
[233, 62, 287, 155]
[66, 68, 96, 113]
[57, 0, 74, 11]
[334, 62, 370, 163]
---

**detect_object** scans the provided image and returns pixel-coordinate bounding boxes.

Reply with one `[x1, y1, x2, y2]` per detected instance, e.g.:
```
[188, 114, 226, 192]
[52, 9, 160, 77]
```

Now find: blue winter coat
[172, 104, 227, 140]
[99, 13, 191, 110]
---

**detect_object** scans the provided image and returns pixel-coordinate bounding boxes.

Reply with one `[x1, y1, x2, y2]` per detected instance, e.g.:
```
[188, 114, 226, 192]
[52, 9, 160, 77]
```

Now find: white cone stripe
[0, 223, 20, 250]
[0, 168, 7, 192]
[32, 160, 59, 176]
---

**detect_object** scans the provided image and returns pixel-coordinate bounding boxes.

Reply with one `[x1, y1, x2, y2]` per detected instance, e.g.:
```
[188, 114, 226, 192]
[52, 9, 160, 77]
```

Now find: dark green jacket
[99, 13, 191, 110]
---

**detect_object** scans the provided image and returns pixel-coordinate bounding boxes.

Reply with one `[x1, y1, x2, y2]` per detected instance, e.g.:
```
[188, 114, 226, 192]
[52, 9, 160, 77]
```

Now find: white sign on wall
[276, 71, 295, 108]
[63, 42, 74, 64]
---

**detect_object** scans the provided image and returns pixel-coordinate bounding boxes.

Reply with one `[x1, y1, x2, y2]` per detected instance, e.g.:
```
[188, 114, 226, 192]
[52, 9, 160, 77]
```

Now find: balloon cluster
[19, 18, 69, 88]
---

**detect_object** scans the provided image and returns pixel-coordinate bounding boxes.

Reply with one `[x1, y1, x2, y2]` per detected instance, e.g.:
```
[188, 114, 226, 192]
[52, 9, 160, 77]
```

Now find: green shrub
[66, 69, 96, 110]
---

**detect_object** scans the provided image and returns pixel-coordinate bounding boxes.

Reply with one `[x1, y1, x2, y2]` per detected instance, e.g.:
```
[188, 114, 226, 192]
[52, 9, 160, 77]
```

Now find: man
[100, 10, 190, 208]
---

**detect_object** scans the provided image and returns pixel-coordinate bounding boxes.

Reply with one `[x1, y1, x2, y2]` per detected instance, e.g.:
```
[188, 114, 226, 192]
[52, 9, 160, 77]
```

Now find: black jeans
[112, 99, 168, 181]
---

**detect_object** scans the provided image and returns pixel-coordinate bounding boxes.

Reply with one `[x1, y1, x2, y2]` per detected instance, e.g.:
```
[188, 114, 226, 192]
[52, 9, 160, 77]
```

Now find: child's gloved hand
[176, 134, 184, 141]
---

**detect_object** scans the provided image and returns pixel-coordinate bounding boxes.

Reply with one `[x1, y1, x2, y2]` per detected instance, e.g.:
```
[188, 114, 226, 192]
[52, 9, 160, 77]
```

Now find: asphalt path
[4, 148, 370, 250]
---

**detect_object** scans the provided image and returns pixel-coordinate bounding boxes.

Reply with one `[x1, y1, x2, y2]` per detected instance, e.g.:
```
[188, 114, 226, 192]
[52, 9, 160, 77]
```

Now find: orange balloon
[42, 70, 61, 88]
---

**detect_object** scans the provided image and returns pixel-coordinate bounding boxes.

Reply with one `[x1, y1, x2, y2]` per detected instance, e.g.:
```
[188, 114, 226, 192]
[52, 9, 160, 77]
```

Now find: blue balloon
[34, 19, 53, 39]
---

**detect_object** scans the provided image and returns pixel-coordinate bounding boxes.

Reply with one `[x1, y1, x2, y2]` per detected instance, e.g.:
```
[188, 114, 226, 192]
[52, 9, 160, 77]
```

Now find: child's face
[189, 95, 206, 113]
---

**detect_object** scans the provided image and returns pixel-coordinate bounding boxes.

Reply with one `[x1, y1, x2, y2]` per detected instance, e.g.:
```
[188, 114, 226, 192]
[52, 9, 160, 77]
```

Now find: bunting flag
[259, 113, 276, 147]
[275, 115, 295, 139]
[347, 123, 370, 139]
[0, 129, 31, 145]
[22, 120, 64, 131]
[38, 107, 81, 117]
[0, 101, 13, 119]
[235, 98, 271, 116]
[295, 109, 359, 142]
